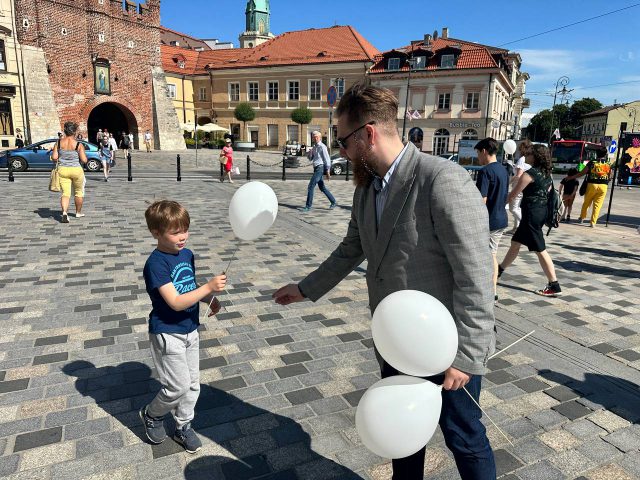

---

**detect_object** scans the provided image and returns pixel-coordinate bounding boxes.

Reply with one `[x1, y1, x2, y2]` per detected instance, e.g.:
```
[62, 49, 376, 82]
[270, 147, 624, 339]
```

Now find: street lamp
[548, 76, 573, 143]
[401, 55, 416, 143]
[628, 107, 637, 132]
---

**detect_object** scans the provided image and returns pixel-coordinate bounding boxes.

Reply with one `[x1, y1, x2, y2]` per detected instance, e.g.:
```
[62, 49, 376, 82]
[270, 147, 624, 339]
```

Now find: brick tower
[14, 0, 184, 149]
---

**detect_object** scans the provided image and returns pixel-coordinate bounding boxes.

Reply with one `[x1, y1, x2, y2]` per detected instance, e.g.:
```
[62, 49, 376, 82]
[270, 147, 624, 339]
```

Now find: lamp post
[548, 76, 572, 144]
[628, 107, 637, 132]
[401, 55, 416, 143]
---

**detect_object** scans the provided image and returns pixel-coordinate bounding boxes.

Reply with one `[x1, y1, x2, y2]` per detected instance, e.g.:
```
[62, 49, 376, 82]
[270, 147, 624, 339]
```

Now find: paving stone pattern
[0, 159, 639, 479]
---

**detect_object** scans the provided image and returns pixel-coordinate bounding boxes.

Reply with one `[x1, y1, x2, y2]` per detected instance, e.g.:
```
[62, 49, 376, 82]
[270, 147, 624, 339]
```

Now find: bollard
[282, 156, 286, 181]
[345, 159, 350, 182]
[8, 154, 14, 182]
[246, 155, 251, 181]
[127, 153, 132, 182]
[220, 162, 223, 180]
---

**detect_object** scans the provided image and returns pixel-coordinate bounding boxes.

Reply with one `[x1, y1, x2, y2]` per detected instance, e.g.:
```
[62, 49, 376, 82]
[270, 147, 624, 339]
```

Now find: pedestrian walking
[96, 128, 104, 145]
[99, 133, 111, 182]
[144, 130, 153, 152]
[141, 200, 226, 454]
[302, 130, 336, 212]
[128, 132, 134, 150]
[569, 152, 612, 227]
[220, 138, 234, 183]
[498, 144, 562, 297]
[273, 84, 496, 480]
[475, 137, 509, 302]
[51, 121, 88, 223]
[559, 168, 579, 222]
[15, 129, 24, 148]
[508, 140, 532, 233]
[120, 131, 130, 159]
[108, 133, 118, 166]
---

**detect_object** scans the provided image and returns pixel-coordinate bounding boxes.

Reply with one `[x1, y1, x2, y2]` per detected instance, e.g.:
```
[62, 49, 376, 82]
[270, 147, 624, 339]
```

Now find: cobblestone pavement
[1, 162, 639, 480]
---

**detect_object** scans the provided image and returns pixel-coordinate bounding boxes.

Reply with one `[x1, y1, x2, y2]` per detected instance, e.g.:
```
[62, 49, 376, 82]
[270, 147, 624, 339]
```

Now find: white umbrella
[197, 123, 229, 133]
[181, 122, 196, 132]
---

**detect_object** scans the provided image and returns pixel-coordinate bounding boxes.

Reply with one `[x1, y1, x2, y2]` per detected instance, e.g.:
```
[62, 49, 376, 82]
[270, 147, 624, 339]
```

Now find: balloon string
[223, 244, 241, 276]
[462, 386, 514, 447]
[489, 330, 535, 360]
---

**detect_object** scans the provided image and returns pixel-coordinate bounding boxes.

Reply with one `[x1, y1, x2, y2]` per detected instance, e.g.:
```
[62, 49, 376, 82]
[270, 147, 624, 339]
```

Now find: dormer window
[170, 41, 180, 46]
[178, 61, 185, 69]
[388, 58, 401, 70]
[414, 56, 426, 69]
[440, 54, 455, 68]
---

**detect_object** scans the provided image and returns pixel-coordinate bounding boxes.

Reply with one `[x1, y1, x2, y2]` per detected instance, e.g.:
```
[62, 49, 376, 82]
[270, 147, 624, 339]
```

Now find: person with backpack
[497, 144, 562, 297]
[567, 153, 612, 227]
[120, 131, 131, 159]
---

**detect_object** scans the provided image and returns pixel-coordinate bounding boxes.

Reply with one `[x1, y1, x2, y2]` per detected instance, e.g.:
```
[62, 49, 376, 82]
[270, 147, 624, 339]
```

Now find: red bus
[550, 140, 607, 173]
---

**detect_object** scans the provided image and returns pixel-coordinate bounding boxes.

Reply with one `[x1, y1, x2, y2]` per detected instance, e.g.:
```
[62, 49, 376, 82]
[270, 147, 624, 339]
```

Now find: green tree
[234, 102, 256, 141]
[524, 104, 572, 142]
[569, 98, 603, 136]
[291, 107, 313, 143]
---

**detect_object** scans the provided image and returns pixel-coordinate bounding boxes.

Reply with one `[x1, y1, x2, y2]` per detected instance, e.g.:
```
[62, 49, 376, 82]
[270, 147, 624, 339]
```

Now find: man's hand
[208, 297, 221, 317]
[442, 367, 471, 391]
[324, 171, 331, 180]
[273, 284, 305, 305]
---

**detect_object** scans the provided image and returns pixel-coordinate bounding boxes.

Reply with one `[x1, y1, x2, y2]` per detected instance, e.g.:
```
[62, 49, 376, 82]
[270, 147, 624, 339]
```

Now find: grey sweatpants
[147, 330, 200, 428]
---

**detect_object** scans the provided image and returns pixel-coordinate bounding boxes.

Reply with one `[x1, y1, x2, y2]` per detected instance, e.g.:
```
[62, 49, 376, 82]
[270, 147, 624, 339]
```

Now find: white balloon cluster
[356, 290, 458, 459]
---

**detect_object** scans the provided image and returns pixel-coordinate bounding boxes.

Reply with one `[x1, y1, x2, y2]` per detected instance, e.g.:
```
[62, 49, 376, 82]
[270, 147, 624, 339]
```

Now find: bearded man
[273, 83, 496, 479]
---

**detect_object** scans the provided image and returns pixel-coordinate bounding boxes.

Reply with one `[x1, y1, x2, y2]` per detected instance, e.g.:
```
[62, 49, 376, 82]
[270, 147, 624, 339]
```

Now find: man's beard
[350, 140, 377, 187]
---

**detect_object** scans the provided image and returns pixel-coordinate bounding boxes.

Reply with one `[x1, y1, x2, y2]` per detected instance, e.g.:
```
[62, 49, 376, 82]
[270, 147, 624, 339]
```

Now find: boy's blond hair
[145, 200, 190, 234]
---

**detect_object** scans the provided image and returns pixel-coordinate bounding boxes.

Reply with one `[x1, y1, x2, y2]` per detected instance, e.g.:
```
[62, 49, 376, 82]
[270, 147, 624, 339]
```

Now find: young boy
[141, 200, 226, 453]
[559, 168, 579, 222]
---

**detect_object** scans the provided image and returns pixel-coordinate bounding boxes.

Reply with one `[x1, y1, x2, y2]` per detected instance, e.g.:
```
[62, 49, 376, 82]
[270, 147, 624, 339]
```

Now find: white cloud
[519, 48, 608, 84]
[618, 51, 637, 62]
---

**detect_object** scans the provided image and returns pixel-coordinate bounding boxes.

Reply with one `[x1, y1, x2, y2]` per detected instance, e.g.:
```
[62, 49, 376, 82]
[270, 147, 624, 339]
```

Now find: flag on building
[412, 110, 421, 120]
[406, 108, 413, 120]
[553, 128, 561, 139]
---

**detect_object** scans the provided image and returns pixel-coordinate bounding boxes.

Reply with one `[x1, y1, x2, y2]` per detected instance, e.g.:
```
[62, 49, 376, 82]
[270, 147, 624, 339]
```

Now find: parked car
[0, 139, 102, 172]
[330, 153, 350, 175]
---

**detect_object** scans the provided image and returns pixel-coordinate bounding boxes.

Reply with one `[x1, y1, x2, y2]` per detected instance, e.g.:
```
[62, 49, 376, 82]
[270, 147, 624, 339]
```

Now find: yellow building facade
[582, 100, 640, 144]
[0, 0, 27, 150]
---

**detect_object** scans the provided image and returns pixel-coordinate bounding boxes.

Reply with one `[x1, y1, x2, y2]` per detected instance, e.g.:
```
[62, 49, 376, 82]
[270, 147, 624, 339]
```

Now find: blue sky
[162, 0, 640, 113]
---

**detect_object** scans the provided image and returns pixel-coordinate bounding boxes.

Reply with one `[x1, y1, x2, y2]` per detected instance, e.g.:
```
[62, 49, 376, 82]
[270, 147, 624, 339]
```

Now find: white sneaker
[75, 213, 85, 218]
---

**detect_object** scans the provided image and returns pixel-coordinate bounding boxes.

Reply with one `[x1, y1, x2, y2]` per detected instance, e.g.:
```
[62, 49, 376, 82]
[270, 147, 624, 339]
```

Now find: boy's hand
[208, 274, 227, 292]
[208, 297, 221, 317]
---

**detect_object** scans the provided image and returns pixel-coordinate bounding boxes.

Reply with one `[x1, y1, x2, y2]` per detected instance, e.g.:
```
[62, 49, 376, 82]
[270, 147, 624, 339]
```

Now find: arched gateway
[87, 102, 138, 148]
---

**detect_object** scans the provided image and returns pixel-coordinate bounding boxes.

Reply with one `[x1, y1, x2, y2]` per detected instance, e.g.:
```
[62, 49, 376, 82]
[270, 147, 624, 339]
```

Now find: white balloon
[228, 182, 278, 240]
[372, 290, 458, 377]
[503, 139, 517, 155]
[356, 376, 442, 459]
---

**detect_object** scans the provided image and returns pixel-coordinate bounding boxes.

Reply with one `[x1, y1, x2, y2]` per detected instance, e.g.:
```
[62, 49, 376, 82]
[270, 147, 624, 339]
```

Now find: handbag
[49, 164, 61, 192]
[579, 177, 588, 196]
[233, 166, 240, 175]
[219, 153, 228, 165]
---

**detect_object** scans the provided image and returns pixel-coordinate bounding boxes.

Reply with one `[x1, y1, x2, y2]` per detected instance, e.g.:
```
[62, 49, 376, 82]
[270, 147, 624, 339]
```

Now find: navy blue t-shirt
[143, 248, 199, 334]
[476, 161, 509, 231]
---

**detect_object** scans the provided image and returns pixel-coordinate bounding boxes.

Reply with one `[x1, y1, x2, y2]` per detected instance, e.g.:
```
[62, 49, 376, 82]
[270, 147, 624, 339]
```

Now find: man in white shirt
[144, 130, 153, 153]
[302, 131, 336, 212]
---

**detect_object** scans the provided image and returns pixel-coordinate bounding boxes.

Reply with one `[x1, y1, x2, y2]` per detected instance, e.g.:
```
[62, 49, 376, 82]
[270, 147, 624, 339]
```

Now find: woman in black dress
[498, 144, 561, 297]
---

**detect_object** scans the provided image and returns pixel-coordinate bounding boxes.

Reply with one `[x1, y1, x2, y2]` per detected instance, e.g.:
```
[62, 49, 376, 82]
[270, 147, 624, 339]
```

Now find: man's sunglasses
[336, 121, 375, 149]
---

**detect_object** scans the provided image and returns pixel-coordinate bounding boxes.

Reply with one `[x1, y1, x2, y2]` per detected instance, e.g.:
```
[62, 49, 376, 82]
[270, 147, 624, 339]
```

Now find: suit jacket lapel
[372, 144, 419, 275]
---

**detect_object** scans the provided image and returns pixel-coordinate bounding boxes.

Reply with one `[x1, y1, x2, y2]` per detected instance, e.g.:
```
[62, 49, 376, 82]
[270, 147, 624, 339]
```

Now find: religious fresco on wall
[94, 63, 111, 95]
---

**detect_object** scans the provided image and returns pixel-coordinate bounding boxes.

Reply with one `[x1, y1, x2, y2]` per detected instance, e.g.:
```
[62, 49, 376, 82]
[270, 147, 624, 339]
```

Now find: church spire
[240, 0, 273, 48]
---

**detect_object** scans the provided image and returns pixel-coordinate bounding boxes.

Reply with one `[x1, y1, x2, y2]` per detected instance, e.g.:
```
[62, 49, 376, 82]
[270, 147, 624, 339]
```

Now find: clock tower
[239, 0, 274, 48]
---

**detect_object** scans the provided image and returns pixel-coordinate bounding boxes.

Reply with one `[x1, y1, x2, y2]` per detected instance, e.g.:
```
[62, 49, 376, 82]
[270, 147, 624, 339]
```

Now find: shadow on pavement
[552, 259, 638, 279]
[537, 369, 640, 424]
[34, 207, 59, 220]
[555, 243, 640, 262]
[63, 360, 364, 480]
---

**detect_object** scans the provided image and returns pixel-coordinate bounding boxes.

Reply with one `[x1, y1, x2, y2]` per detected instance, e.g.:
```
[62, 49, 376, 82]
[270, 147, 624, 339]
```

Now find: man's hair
[474, 137, 498, 155]
[145, 200, 190, 234]
[311, 130, 321, 137]
[336, 81, 398, 135]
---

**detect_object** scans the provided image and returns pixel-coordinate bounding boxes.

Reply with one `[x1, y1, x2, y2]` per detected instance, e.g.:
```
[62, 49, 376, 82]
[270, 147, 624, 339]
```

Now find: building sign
[0, 85, 16, 96]
[457, 139, 479, 167]
[449, 122, 481, 129]
[619, 133, 640, 187]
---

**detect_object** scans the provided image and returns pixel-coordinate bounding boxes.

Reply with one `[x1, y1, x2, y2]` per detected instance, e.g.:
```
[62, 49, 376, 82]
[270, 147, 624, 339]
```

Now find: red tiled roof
[161, 45, 201, 75]
[370, 37, 504, 73]
[161, 25, 379, 74]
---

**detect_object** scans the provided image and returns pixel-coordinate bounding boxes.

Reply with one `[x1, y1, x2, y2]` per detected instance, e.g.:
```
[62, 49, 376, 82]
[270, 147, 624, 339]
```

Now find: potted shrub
[234, 102, 256, 151]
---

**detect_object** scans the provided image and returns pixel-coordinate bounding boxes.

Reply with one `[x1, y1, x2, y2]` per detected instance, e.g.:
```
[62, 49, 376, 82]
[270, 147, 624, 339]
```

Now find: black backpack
[545, 179, 562, 236]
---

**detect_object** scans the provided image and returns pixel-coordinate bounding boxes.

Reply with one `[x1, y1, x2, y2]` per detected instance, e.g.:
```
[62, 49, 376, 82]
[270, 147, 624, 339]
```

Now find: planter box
[234, 142, 255, 152]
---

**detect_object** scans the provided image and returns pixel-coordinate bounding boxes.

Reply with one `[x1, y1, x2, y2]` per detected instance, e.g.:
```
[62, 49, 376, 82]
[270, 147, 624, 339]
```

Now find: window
[465, 92, 479, 110]
[98, 33, 105, 43]
[198, 87, 207, 101]
[0, 98, 13, 136]
[309, 80, 321, 101]
[166, 83, 176, 99]
[288, 80, 299, 101]
[287, 125, 299, 142]
[440, 54, 455, 68]
[247, 82, 258, 101]
[177, 61, 185, 69]
[388, 58, 400, 70]
[332, 78, 345, 98]
[437, 93, 451, 110]
[433, 128, 450, 155]
[414, 56, 426, 69]
[0, 41, 6, 71]
[229, 82, 240, 102]
[267, 81, 279, 101]
[61, 28, 67, 36]
[127, 40, 135, 48]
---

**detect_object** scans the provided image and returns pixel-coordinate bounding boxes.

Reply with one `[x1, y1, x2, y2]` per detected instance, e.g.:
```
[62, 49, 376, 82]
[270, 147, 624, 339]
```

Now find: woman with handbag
[220, 137, 234, 183]
[51, 121, 88, 223]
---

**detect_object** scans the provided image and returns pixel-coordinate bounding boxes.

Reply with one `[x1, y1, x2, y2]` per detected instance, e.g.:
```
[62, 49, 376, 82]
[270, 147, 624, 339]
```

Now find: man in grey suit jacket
[274, 84, 496, 479]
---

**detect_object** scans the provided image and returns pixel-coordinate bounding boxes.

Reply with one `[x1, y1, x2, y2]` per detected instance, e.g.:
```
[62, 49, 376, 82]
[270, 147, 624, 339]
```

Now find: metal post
[605, 127, 625, 226]
[220, 162, 223, 180]
[282, 156, 286, 181]
[176, 154, 181, 182]
[345, 158, 350, 181]
[127, 153, 132, 182]
[328, 109, 333, 156]
[401, 55, 414, 142]
[8, 153, 14, 182]
[246, 155, 251, 180]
